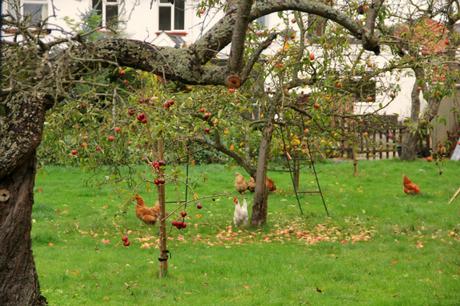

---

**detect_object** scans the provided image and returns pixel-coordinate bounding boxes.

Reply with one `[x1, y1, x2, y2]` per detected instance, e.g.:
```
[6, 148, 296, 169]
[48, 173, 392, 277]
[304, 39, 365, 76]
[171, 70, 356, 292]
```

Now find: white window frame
[92, 0, 119, 28]
[158, 0, 185, 32]
[5, 0, 49, 26]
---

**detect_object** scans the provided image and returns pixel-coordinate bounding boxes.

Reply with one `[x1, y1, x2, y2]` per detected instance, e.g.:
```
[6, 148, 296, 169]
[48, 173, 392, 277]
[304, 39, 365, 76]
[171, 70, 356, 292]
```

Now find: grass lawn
[33, 160, 460, 305]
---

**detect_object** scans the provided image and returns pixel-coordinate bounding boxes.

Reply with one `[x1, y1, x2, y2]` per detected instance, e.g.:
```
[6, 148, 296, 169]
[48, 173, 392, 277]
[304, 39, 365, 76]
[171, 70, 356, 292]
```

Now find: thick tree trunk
[401, 67, 423, 161]
[251, 120, 275, 226]
[251, 97, 279, 226]
[400, 131, 419, 161]
[0, 152, 47, 306]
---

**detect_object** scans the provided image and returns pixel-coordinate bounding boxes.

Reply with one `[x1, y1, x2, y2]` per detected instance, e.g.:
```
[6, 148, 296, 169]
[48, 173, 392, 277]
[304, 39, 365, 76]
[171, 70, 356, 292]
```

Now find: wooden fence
[333, 115, 430, 160]
[335, 125, 404, 159]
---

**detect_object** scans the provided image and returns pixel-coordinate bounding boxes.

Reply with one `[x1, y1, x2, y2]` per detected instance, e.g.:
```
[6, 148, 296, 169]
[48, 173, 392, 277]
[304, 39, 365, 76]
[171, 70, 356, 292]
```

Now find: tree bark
[0, 152, 47, 306]
[400, 132, 418, 161]
[251, 121, 274, 226]
[251, 98, 279, 226]
[401, 67, 423, 160]
[228, 0, 254, 75]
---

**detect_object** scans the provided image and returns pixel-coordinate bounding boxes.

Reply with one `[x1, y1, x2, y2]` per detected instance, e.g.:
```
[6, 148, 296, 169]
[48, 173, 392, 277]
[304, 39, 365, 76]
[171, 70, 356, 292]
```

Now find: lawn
[33, 160, 460, 305]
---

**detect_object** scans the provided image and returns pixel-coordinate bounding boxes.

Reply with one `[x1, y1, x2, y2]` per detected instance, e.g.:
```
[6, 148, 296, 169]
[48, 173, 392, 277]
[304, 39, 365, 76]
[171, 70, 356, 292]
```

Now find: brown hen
[134, 194, 161, 225]
[234, 173, 248, 194]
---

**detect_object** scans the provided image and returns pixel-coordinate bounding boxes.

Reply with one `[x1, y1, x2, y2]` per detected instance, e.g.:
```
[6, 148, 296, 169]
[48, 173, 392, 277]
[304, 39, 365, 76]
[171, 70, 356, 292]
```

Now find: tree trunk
[0, 152, 47, 306]
[251, 97, 279, 226]
[400, 131, 419, 161]
[401, 67, 424, 161]
[251, 120, 275, 226]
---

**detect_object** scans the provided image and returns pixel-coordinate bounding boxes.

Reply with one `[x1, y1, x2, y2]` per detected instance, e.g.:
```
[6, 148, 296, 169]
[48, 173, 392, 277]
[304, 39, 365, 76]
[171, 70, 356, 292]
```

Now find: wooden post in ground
[157, 137, 168, 278]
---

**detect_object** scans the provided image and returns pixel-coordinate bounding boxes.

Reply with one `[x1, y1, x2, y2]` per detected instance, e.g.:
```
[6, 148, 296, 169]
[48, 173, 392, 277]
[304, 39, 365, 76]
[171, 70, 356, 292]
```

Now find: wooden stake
[157, 137, 168, 278]
[352, 144, 359, 177]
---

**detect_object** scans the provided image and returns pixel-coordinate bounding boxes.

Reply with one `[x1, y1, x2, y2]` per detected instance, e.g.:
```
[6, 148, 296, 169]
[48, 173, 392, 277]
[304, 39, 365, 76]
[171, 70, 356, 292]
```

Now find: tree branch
[228, 0, 255, 75]
[190, 0, 380, 64]
[362, 0, 384, 55]
[191, 136, 256, 177]
[240, 32, 278, 83]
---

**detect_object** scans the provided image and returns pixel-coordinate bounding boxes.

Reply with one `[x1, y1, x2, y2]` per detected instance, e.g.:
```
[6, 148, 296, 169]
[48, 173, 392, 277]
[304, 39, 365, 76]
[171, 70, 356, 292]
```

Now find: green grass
[33, 160, 460, 305]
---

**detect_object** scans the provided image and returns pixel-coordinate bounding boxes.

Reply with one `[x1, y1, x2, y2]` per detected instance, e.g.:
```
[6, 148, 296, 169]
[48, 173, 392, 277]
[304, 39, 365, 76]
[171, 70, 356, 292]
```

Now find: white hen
[233, 197, 248, 227]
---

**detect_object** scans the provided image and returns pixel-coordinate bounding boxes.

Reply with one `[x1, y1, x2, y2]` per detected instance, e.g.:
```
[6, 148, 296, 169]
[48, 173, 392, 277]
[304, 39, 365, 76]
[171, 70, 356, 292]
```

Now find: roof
[395, 18, 449, 55]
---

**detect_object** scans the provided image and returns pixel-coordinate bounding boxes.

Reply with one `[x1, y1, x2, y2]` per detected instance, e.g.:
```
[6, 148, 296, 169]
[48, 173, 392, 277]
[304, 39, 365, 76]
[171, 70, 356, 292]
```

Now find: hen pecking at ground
[403, 175, 420, 195]
[234, 173, 248, 194]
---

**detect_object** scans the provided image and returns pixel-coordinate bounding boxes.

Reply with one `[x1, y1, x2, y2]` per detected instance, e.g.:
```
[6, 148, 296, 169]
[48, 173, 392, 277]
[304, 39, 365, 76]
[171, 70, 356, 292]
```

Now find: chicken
[234, 173, 248, 194]
[403, 175, 420, 195]
[247, 177, 256, 192]
[134, 194, 161, 224]
[266, 177, 276, 192]
[246, 176, 276, 192]
[233, 197, 248, 227]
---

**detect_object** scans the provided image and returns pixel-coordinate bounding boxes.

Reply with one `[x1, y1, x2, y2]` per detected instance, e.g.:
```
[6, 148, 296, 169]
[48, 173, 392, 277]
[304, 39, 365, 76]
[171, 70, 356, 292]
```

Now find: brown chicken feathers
[403, 176, 420, 195]
[134, 194, 161, 224]
[235, 173, 276, 193]
[234, 173, 248, 194]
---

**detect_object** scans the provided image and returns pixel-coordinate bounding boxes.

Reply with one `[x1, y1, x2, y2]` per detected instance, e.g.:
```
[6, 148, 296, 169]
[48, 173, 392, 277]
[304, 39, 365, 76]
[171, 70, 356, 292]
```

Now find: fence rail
[334, 126, 404, 159]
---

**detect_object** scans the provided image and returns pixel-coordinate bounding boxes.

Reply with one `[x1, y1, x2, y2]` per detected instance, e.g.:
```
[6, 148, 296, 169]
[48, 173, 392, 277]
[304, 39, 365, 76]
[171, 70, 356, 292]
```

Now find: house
[2, 0, 458, 125]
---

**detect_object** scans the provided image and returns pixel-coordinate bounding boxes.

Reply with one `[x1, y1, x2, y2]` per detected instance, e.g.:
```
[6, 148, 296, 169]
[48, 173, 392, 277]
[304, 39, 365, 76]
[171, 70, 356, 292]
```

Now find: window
[5, 0, 48, 26]
[159, 0, 185, 31]
[92, 0, 118, 28]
